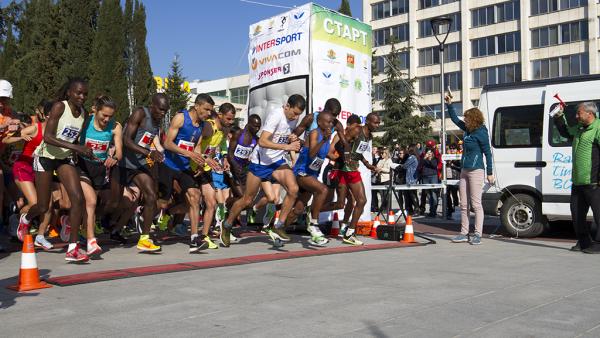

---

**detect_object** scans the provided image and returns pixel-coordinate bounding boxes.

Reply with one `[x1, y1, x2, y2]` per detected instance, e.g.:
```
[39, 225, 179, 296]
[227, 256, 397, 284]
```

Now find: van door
[542, 81, 600, 218]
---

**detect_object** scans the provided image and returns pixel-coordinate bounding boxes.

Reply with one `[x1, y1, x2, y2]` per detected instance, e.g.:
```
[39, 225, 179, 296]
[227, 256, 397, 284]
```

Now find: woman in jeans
[376, 148, 392, 210]
[446, 95, 495, 245]
[420, 148, 439, 217]
[401, 145, 420, 216]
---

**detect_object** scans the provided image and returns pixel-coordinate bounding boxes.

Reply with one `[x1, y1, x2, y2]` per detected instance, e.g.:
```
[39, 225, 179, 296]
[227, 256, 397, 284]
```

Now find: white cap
[0, 80, 13, 98]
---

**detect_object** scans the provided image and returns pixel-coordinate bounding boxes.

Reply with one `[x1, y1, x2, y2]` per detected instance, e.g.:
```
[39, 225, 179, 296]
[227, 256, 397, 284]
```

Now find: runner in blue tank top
[78, 95, 123, 258]
[161, 100, 209, 253]
[286, 111, 336, 246]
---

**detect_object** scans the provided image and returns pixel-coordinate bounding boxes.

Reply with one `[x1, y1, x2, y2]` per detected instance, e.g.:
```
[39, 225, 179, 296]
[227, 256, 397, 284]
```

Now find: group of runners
[0, 78, 381, 263]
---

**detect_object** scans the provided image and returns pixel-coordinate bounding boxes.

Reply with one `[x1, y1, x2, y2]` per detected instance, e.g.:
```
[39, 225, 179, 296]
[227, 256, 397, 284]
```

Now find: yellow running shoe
[204, 235, 218, 249]
[137, 237, 161, 252]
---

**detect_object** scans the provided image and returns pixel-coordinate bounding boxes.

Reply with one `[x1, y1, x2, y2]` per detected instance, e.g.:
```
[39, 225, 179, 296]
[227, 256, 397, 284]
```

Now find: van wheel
[500, 193, 547, 238]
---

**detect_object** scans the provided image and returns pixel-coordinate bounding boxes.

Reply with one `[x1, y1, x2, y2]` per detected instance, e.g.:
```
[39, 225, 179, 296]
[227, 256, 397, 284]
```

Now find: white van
[479, 74, 600, 237]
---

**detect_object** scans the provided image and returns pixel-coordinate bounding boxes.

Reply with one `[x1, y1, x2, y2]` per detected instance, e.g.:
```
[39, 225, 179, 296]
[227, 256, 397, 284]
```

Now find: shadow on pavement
[0, 268, 50, 309]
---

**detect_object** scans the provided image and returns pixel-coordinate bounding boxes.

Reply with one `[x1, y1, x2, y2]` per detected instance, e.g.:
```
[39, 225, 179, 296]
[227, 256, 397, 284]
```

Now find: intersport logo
[251, 49, 302, 71]
[251, 32, 304, 55]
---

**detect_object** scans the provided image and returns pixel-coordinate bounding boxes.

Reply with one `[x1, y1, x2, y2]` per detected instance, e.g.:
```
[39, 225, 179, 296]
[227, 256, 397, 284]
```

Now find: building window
[472, 64, 521, 88]
[418, 42, 461, 66]
[230, 86, 248, 104]
[418, 13, 461, 38]
[373, 83, 386, 101]
[472, 31, 520, 57]
[374, 52, 409, 74]
[207, 90, 226, 98]
[532, 53, 589, 79]
[372, 0, 409, 20]
[472, 1, 519, 28]
[418, 0, 458, 10]
[531, 0, 587, 16]
[422, 102, 463, 118]
[492, 105, 544, 148]
[532, 20, 588, 48]
[373, 23, 408, 47]
[419, 72, 461, 95]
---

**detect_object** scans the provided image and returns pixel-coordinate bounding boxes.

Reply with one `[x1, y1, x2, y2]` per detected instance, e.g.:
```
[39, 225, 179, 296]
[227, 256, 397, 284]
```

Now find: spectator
[376, 148, 393, 210]
[446, 95, 494, 246]
[552, 102, 600, 253]
[401, 145, 420, 216]
[416, 142, 423, 157]
[420, 148, 439, 217]
[419, 140, 442, 215]
[392, 143, 402, 163]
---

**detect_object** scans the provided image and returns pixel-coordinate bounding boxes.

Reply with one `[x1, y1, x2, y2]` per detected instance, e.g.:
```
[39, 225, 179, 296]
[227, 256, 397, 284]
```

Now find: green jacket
[554, 116, 600, 186]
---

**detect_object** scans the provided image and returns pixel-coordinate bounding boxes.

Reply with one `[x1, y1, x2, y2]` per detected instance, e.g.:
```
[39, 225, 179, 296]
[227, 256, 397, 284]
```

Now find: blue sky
[145, 0, 364, 81]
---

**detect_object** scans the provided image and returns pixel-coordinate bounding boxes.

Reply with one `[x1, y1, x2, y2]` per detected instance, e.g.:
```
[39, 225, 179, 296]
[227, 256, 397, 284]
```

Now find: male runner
[161, 95, 207, 253]
[119, 93, 168, 252]
[221, 95, 305, 247]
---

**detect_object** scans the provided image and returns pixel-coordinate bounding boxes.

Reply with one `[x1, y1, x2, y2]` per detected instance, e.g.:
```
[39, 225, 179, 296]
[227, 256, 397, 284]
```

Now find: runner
[18, 78, 92, 262]
[5, 100, 53, 249]
[0, 79, 19, 233]
[119, 93, 168, 253]
[194, 100, 235, 248]
[287, 110, 335, 246]
[161, 97, 207, 253]
[332, 112, 380, 245]
[228, 117, 261, 200]
[221, 94, 305, 247]
[77, 95, 122, 257]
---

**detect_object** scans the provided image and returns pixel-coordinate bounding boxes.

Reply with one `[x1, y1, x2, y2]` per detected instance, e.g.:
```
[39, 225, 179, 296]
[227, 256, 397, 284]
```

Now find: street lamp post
[430, 16, 452, 219]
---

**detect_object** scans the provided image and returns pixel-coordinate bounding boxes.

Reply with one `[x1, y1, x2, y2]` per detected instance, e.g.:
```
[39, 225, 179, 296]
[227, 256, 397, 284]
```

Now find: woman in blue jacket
[446, 95, 495, 245]
[401, 144, 420, 216]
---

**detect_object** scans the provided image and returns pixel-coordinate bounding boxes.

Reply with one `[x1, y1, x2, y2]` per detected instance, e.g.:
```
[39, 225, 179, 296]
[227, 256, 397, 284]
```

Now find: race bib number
[9, 150, 21, 164]
[58, 125, 81, 143]
[309, 157, 324, 171]
[85, 139, 109, 156]
[356, 141, 369, 153]
[274, 133, 289, 145]
[138, 132, 154, 149]
[234, 144, 253, 159]
[177, 140, 194, 152]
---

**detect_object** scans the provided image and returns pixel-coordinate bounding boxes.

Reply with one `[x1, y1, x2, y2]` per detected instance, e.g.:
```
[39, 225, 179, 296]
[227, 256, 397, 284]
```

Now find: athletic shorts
[78, 159, 109, 190]
[249, 159, 287, 181]
[158, 164, 197, 199]
[13, 160, 34, 182]
[119, 165, 153, 186]
[324, 165, 339, 189]
[338, 170, 361, 185]
[212, 171, 229, 190]
[196, 170, 213, 187]
[33, 156, 75, 173]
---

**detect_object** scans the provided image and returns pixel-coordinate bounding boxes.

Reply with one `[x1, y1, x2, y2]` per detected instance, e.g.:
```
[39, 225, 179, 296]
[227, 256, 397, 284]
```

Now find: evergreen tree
[9, 0, 61, 112]
[338, 0, 352, 16]
[56, 0, 99, 83]
[165, 54, 189, 117]
[89, 0, 128, 121]
[124, 0, 134, 112]
[0, 23, 17, 77]
[378, 43, 432, 147]
[131, 0, 155, 107]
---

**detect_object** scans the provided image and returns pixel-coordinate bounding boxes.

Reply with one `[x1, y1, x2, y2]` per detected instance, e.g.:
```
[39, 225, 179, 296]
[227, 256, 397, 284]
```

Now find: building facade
[188, 74, 250, 125]
[363, 0, 599, 136]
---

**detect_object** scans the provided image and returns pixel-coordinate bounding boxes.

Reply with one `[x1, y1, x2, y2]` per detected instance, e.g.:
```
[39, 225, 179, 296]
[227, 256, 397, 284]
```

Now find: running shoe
[110, 231, 128, 245]
[204, 235, 218, 249]
[157, 214, 171, 231]
[59, 215, 71, 243]
[189, 236, 209, 253]
[17, 214, 30, 242]
[247, 209, 257, 224]
[339, 223, 348, 238]
[87, 238, 102, 256]
[263, 205, 276, 226]
[451, 234, 469, 243]
[94, 222, 104, 235]
[34, 235, 53, 250]
[307, 225, 329, 246]
[220, 223, 231, 247]
[137, 238, 161, 252]
[343, 229, 363, 246]
[65, 244, 89, 262]
[230, 233, 240, 243]
[260, 224, 271, 234]
[469, 234, 482, 245]
[268, 227, 291, 242]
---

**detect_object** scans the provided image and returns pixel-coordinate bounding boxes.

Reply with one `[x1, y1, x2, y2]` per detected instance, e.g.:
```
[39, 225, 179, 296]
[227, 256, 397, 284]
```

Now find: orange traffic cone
[273, 210, 280, 225]
[401, 215, 415, 243]
[330, 212, 340, 238]
[388, 210, 396, 225]
[370, 216, 381, 238]
[7, 234, 52, 292]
